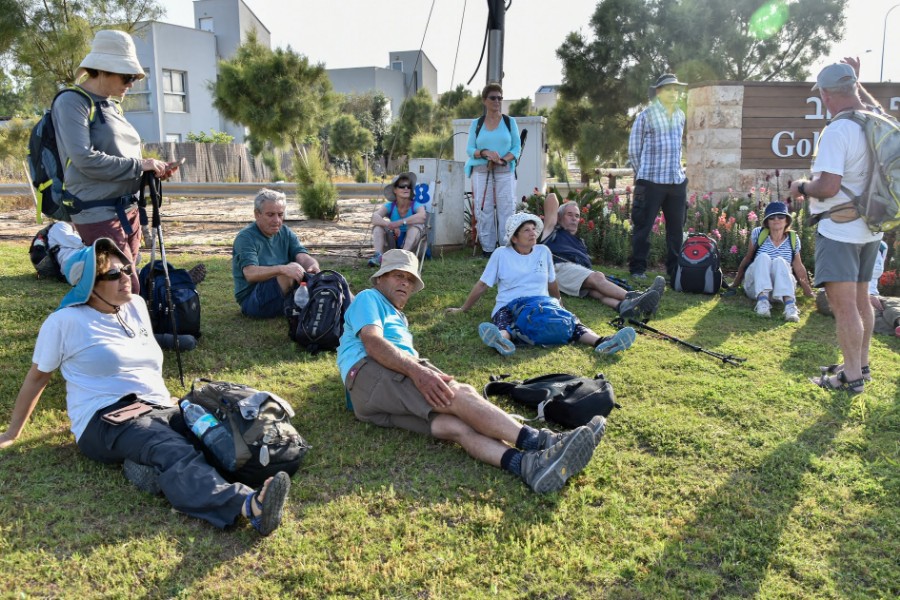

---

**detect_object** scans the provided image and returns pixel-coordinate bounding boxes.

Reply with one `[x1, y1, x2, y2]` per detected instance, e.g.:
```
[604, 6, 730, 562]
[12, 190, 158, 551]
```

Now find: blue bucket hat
[763, 201, 792, 227]
[58, 238, 130, 310]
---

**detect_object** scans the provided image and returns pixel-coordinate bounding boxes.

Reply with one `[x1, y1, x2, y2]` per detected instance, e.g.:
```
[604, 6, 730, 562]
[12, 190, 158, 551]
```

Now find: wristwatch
[799, 182, 807, 196]
[403, 219, 408, 226]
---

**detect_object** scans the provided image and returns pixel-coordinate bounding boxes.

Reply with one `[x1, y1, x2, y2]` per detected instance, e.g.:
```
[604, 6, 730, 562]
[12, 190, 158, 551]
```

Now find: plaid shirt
[628, 99, 686, 184]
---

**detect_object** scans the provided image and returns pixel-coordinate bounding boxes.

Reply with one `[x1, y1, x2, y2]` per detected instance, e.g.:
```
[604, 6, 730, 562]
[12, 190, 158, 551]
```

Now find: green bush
[409, 131, 444, 159]
[295, 145, 338, 220]
[186, 129, 235, 144]
[0, 118, 34, 161]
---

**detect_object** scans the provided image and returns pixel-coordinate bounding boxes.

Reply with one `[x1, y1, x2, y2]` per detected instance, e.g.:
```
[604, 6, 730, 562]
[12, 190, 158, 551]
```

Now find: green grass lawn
[0, 242, 897, 599]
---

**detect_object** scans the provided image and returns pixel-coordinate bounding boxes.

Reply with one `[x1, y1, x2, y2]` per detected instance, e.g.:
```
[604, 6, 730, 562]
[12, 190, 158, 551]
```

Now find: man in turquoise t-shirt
[337, 249, 603, 494]
[232, 188, 321, 318]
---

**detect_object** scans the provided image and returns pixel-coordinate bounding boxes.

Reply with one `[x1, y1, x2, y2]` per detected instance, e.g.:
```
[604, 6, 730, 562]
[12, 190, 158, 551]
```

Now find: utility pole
[486, 0, 505, 86]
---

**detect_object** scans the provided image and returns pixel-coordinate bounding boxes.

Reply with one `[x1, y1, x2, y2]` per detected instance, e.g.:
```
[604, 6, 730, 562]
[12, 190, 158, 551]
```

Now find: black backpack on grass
[285, 269, 352, 353]
[484, 373, 619, 428]
[139, 260, 201, 338]
[182, 379, 311, 487]
[674, 233, 723, 294]
[29, 223, 65, 281]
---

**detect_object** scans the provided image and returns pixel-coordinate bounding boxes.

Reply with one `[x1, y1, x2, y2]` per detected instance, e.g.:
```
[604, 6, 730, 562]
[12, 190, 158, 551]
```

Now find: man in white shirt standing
[790, 63, 884, 394]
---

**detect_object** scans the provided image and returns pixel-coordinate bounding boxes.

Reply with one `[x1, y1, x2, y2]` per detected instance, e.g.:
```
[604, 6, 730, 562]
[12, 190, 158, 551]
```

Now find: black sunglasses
[118, 73, 140, 84]
[395, 183, 412, 190]
[487, 95, 503, 101]
[97, 264, 135, 281]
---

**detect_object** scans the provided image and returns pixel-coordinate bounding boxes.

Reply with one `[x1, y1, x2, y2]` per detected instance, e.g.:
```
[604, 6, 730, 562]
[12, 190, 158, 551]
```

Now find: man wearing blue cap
[628, 73, 688, 284]
[789, 63, 884, 394]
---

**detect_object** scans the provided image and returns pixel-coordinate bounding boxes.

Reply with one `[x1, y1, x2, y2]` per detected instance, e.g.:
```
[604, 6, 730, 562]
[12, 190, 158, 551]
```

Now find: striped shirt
[751, 227, 799, 264]
[628, 99, 686, 184]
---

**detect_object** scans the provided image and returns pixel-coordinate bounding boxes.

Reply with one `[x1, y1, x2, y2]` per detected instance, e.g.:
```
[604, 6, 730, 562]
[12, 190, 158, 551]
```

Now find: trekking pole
[145, 172, 186, 386]
[609, 317, 747, 366]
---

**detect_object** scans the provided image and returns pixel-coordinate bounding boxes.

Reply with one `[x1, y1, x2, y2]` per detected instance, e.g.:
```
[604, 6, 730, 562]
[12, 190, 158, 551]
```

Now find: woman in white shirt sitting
[447, 213, 636, 356]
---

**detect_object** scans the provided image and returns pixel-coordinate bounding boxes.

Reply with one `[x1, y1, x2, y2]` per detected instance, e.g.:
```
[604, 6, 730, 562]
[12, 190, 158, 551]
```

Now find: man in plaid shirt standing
[628, 73, 688, 283]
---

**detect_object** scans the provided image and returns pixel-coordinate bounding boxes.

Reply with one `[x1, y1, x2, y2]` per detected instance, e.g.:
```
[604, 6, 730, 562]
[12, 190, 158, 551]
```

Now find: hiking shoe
[536, 415, 607, 450]
[187, 263, 207, 285]
[623, 290, 641, 300]
[755, 297, 771, 317]
[784, 302, 800, 322]
[520, 426, 595, 493]
[630, 272, 648, 280]
[123, 459, 162, 496]
[649, 275, 666, 298]
[595, 327, 636, 355]
[367, 252, 383, 267]
[618, 290, 659, 320]
[478, 322, 516, 356]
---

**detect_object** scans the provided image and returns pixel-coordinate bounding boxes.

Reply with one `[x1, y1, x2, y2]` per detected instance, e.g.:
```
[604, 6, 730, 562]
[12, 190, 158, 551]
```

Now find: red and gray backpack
[674, 233, 723, 294]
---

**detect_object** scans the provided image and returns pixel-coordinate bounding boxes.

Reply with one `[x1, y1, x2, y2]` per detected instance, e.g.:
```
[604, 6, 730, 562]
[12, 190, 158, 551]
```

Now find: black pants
[77, 398, 251, 529]
[630, 179, 687, 279]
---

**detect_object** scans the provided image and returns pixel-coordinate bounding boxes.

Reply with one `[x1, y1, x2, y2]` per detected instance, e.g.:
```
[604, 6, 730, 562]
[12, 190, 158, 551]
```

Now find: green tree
[330, 114, 374, 159]
[0, 0, 163, 110]
[212, 31, 338, 163]
[383, 88, 447, 162]
[554, 0, 848, 169]
[339, 91, 389, 157]
[507, 98, 532, 117]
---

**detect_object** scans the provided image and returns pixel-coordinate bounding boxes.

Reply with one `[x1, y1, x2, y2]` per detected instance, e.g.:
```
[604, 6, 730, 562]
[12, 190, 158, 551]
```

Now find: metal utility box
[408, 158, 466, 249]
[452, 115, 547, 202]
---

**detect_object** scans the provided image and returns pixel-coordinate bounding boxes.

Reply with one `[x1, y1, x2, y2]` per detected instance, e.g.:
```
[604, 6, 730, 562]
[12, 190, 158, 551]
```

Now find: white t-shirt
[47, 221, 85, 271]
[480, 245, 556, 316]
[811, 115, 883, 244]
[32, 296, 173, 441]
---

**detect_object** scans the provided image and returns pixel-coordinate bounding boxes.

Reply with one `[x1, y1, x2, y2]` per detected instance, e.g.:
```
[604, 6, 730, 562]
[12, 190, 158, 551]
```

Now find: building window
[162, 70, 187, 112]
[122, 71, 150, 112]
[165, 133, 181, 143]
[391, 61, 403, 71]
[199, 17, 214, 32]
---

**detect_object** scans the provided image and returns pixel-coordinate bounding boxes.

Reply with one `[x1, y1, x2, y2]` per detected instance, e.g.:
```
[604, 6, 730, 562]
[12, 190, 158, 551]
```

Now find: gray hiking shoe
[521, 426, 595, 493]
[124, 459, 162, 496]
[536, 415, 607, 450]
[649, 275, 666, 298]
[618, 289, 660, 320]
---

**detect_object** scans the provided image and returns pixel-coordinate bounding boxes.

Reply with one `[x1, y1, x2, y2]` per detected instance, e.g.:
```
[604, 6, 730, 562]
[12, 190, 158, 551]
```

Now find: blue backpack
[506, 296, 577, 345]
[139, 260, 201, 338]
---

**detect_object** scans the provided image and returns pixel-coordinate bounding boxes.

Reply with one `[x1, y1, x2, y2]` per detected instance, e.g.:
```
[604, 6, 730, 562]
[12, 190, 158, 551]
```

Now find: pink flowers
[729, 245, 738, 254]
[582, 206, 589, 214]
[711, 229, 721, 239]
[748, 211, 758, 223]
[588, 220, 595, 230]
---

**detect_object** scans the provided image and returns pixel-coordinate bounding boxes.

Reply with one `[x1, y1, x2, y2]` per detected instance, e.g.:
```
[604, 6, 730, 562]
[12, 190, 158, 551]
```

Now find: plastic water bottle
[180, 400, 237, 470]
[293, 282, 309, 309]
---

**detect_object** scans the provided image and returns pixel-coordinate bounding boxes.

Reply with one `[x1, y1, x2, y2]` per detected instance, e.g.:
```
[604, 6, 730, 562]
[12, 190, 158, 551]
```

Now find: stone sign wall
[686, 81, 900, 201]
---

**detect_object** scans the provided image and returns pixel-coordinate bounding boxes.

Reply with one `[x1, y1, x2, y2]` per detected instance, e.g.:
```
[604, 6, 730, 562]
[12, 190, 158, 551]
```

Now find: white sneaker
[755, 297, 771, 317]
[784, 302, 800, 322]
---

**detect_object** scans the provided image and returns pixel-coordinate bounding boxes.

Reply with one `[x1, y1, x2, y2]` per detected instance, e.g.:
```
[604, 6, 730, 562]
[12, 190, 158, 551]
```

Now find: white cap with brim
[370, 249, 424, 293]
[58, 238, 130, 310]
[505, 212, 544, 246]
[811, 63, 857, 91]
[77, 30, 145, 80]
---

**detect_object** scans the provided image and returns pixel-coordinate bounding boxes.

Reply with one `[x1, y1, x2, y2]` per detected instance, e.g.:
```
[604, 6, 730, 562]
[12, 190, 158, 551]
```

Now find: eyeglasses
[487, 95, 503, 101]
[118, 73, 140, 84]
[97, 264, 135, 281]
[395, 184, 412, 190]
[767, 214, 788, 220]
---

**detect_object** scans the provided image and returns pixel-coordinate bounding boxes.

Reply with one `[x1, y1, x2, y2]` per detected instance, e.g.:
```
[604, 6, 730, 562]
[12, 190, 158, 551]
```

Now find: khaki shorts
[345, 357, 440, 436]
[554, 261, 592, 297]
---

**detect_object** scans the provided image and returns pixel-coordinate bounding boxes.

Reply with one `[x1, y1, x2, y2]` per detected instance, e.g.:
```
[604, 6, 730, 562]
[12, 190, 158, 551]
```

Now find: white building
[534, 84, 559, 112]
[126, 0, 270, 143]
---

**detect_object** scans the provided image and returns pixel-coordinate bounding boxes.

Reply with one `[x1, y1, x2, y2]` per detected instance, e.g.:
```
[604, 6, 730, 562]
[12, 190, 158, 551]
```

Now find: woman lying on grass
[446, 213, 636, 356]
[0, 238, 290, 536]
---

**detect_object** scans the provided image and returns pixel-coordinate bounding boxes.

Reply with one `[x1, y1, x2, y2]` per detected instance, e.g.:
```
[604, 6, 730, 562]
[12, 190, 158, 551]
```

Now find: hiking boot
[123, 459, 162, 496]
[755, 297, 771, 317]
[187, 263, 207, 285]
[595, 327, 636, 355]
[368, 252, 383, 267]
[536, 415, 607, 450]
[618, 289, 659, 320]
[520, 426, 594, 493]
[649, 275, 666, 298]
[784, 302, 800, 322]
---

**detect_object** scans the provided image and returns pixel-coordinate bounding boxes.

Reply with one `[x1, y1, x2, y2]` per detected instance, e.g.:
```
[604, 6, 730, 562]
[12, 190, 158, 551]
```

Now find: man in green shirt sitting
[232, 188, 321, 318]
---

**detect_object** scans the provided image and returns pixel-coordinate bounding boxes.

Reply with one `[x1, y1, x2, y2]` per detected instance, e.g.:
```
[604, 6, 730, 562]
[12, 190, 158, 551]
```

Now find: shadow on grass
[606, 400, 848, 597]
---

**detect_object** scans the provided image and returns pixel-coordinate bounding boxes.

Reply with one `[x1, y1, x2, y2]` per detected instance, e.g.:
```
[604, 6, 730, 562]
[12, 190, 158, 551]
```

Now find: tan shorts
[554, 261, 592, 297]
[345, 357, 440, 436]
